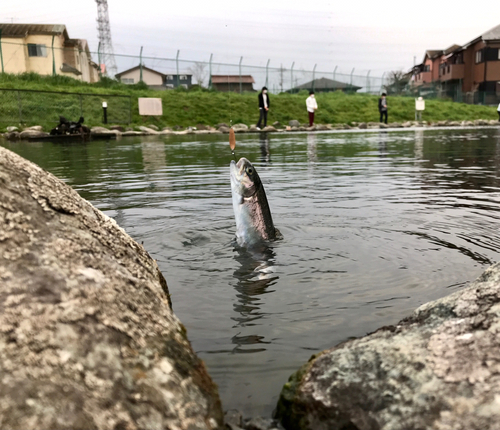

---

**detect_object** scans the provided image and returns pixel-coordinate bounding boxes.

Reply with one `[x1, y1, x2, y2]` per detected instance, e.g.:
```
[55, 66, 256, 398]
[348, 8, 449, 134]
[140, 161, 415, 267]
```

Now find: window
[166, 84, 174, 89]
[167, 75, 174, 80]
[27, 44, 47, 57]
[424, 65, 430, 72]
[121, 78, 134, 84]
[475, 50, 483, 63]
[180, 75, 187, 80]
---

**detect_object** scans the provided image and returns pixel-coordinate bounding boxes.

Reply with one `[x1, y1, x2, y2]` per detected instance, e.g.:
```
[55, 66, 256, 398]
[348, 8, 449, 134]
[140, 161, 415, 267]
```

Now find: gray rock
[379, 123, 389, 129]
[272, 121, 282, 128]
[25, 125, 43, 131]
[137, 126, 160, 135]
[147, 124, 159, 131]
[109, 125, 125, 132]
[276, 262, 500, 430]
[216, 123, 229, 128]
[19, 130, 50, 139]
[90, 126, 117, 134]
[474, 119, 489, 126]
[232, 124, 249, 133]
[219, 126, 231, 133]
[388, 122, 403, 128]
[0, 146, 224, 430]
[244, 416, 279, 430]
[461, 120, 474, 127]
[315, 124, 329, 131]
[6, 126, 18, 132]
[358, 122, 368, 129]
[262, 126, 277, 132]
[4, 131, 20, 141]
[289, 120, 301, 127]
[225, 409, 243, 428]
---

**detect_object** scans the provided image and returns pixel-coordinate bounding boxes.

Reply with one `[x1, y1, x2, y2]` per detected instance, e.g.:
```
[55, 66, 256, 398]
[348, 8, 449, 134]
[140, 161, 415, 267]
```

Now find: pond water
[3, 127, 500, 417]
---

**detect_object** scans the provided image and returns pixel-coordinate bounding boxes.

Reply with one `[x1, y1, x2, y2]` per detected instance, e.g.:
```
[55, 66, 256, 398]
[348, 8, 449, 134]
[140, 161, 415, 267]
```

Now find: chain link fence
[0, 88, 131, 125]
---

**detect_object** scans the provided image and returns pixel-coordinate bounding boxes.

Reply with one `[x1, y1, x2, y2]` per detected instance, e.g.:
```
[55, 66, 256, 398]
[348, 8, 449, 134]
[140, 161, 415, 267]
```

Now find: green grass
[0, 72, 498, 131]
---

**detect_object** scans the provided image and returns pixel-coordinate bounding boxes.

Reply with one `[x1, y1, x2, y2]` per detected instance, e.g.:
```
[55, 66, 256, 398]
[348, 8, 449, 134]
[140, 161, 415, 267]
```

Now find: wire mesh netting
[0, 89, 131, 125]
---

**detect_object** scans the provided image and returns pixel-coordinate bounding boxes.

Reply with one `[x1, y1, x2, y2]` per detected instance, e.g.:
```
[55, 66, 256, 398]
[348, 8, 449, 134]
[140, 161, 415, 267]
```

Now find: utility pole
[95, 0, 118, 77]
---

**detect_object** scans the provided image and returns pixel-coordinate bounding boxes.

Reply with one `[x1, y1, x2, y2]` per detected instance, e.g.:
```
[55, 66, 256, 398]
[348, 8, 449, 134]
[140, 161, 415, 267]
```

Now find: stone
[147, 124, 159, 131]
[219, 126, 231, 133]
[6, 126, 19, 132]
[402, 121, 413, 127]
[137, 126, 160, 135]
[0, 146, 224, 430]
[272, 121, 282, 128]
[19, 130, 50, 139]
[358, 122, 368, 129]
[224, 409, 243, 428]
[216, 123, 229, 129]
[232, 123, 249, 132]
[261, 126, 277, 132]
[90, 126, 117, 134]
[461, 120, 474, 127]
[109, 125, 125, 132]
[289, 120, 301, 127]
[379, 123, 389, 129]
[244, 416, 280, 430]
[474, 119, 489, 126]
[315, 124, 329, 131]
[24, 125, 43, 131]
[4, 131, 20, 141]
[196, 124, 210, 131]
[275, 262, 500, 430]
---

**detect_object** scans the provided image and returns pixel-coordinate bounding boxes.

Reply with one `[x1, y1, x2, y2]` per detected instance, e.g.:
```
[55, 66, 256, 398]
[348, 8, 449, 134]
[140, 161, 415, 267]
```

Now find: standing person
[497, 101, 500, 122]
[306, 91, 318, 127]
[379, 92, 388, 124]
[256, 87, 270, 130]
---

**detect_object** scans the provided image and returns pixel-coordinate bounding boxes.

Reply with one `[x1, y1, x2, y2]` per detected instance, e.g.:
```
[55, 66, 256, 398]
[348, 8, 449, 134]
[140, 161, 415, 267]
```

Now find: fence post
[291, 62, 294, 93]
[139, 46, 143, 82]
[366, 70, 370, 94]
[0, 29, 4, 74]
[312, 64, 317, 92]
[129, 96, 132, 124]
[17, 90, 22, 123]
[350, 68, 355, 89]
[239, 56, 243, 94]
[51, 35, 56, 76]
[265, 59, 270, 88]
[208, 53, 213, 89]
[176, 50, 180, 88]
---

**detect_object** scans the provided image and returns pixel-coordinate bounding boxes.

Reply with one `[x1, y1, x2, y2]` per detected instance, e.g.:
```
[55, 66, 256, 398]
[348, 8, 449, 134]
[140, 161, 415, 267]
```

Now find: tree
[189, 62, 208, 87]
[384, 70, 410, 95]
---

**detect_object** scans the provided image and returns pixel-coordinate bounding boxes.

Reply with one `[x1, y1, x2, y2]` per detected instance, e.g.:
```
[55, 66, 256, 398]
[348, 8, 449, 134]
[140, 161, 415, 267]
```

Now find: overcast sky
[1, 0, 499, 81]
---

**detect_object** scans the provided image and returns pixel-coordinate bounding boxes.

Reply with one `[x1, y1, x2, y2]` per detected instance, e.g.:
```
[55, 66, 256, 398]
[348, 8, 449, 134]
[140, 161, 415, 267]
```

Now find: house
[210, 75, 255, 92]
[115, 65, 192, 90]
[411, 23, 500, 103]
[0, 23, 100, 82]
[115, 65, 166, 90]
[165, 74, 192, 89]
[289, 77, 361, 93]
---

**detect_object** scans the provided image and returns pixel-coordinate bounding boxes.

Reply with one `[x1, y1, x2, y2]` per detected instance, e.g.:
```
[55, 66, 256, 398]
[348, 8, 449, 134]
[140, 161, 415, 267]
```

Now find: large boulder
[276, 263, 500, 430]
[0, 146, 223, 430]
[289, 120, 301, 127]
[19, 129, 50, 140]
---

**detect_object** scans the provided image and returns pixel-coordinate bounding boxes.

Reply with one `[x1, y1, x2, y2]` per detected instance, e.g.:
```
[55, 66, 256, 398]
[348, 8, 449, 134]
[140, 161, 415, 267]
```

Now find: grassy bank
[0, 73, 498, 130]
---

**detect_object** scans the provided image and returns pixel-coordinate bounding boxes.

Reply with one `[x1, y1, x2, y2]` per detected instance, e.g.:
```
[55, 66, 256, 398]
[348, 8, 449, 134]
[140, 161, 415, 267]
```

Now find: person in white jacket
[306, 91, 318, 127]
[497, 102, 500, 122]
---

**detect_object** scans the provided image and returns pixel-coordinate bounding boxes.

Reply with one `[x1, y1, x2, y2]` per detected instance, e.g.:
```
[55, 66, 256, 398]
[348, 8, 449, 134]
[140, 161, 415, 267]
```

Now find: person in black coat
[378, 92, 388, 124]
[256, 87, 270, 130]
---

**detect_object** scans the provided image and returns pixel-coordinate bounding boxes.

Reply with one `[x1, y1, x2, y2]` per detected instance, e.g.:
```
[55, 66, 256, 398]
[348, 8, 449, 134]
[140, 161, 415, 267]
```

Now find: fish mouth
[230, 158, 247, 183]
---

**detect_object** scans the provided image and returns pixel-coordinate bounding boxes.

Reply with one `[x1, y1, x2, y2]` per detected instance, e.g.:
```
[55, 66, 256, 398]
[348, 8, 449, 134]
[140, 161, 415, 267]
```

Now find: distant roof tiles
[0, 23, 69, 39]
[211, 75, 255, 84]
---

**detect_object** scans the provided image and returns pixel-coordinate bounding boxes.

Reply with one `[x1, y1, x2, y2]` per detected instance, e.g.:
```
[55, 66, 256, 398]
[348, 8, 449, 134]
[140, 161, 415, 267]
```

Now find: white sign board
[415, 98, 425, 111]
[138, 98, 163, 116]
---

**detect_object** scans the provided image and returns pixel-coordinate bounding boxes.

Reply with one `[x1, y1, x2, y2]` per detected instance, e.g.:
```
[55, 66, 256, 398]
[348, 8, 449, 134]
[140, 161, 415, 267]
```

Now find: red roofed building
[210, 75, 255, 92]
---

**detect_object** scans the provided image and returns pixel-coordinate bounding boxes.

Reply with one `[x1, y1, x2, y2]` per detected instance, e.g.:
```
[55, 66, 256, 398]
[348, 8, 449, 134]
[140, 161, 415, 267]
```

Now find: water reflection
[415, 129, 424, 160]
[307, 133, 317, 163]
[378, 131, 388, 157]
[141, 141, 166, 172]
[259, 133, 271, 164]
[231, 244, 279, 353]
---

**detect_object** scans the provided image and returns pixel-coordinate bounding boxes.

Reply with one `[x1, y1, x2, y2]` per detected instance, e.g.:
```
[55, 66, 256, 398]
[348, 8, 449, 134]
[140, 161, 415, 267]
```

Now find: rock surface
[276, 263, 500, 430]
[0, 146, 223, 430]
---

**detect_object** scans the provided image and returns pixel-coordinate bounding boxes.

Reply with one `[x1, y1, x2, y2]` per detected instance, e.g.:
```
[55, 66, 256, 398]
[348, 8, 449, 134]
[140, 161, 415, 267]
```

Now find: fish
[230, 157, 280, 247]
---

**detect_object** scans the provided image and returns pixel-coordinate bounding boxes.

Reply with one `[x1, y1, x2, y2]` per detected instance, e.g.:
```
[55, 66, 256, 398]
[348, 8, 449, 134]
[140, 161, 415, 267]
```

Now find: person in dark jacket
[256, 87, 270, 130]
[378, 92, 388, 124]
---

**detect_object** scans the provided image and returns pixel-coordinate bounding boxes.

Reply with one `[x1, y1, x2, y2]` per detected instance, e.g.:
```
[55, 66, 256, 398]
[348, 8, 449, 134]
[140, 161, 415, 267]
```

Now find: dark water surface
[4, 127, 500, 416]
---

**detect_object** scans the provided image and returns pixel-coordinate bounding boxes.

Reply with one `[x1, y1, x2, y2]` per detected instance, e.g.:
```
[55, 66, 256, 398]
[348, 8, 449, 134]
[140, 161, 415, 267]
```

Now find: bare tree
[189, 62, 208, 87]
[384, 70, 410, 95]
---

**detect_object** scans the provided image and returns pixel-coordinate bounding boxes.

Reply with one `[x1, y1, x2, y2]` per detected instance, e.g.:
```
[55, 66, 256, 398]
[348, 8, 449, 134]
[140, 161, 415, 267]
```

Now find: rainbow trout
[230, 157, 280, 247]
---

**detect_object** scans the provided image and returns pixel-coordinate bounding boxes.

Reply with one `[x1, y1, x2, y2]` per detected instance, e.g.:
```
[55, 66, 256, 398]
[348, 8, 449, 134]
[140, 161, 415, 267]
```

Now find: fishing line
[228, 74, 236, 160]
